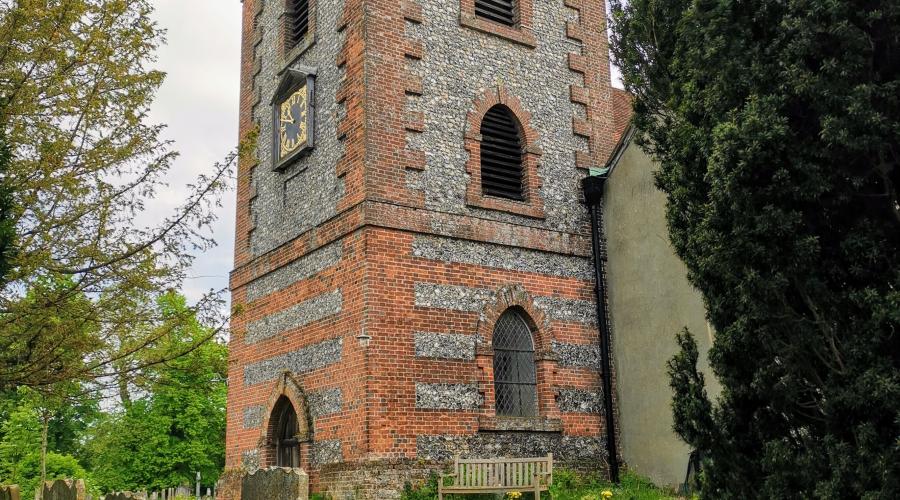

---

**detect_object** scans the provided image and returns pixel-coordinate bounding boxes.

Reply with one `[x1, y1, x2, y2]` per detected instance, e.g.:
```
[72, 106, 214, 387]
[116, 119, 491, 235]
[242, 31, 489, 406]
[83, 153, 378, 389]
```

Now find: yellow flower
[506, 492, 523, 499]
[601, 490, 614, 499]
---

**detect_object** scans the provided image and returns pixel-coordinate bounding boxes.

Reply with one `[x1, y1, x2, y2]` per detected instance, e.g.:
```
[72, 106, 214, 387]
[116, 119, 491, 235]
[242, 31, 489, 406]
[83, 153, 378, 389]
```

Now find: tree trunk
[39, 409, 49, 500]
[117, 369, 132, 407]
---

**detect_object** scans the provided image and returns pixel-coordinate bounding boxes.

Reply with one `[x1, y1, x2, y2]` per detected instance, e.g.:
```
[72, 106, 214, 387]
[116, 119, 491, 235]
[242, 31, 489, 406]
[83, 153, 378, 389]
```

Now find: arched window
[272, 397, 300, 467]
[480, 105, 525, 201]
[286, 0, 310, 51]
[492, 309, 538, 417]
[475, 0, 517, 27]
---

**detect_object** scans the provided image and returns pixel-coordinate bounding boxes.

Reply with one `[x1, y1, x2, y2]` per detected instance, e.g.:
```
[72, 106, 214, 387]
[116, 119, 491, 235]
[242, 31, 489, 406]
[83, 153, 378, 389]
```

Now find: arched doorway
[271, 396, 300, 468]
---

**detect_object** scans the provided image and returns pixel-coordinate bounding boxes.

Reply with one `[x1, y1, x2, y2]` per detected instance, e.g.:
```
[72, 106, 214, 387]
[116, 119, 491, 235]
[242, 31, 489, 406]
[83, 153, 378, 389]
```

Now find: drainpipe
[581, 174, 620, 484]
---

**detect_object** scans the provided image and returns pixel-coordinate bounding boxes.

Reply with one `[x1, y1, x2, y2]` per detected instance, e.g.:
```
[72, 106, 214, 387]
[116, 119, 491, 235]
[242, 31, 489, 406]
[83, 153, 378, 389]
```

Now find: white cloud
[148, 1, 241, 304]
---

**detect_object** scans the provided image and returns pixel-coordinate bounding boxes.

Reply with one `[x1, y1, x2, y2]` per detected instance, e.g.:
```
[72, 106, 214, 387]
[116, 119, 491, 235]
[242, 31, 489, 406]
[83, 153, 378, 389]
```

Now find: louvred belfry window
[492, 309, 538, 417]
[480, 105, 525, 201]
[475, 0, 517, 27]
[286, 0, 310, 50]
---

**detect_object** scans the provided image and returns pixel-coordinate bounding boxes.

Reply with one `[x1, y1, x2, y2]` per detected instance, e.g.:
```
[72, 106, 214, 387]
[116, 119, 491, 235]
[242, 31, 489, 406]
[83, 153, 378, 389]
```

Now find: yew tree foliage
[0, 0, 236, 390]
[610, 0, 899, 497]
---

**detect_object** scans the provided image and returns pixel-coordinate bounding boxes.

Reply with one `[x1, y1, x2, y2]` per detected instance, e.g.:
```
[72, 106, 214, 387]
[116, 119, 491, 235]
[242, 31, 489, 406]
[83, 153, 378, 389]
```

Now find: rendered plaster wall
[603, 140, 721, 487]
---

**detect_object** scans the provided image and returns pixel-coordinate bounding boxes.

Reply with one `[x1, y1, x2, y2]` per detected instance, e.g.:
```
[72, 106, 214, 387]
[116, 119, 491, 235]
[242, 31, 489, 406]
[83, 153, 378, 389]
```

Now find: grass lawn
[547, 469, 680, 500]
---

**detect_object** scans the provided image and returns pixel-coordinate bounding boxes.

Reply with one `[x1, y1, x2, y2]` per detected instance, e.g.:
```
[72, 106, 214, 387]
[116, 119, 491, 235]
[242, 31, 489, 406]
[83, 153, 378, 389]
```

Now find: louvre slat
[480, 105, 524, 200]
[475, 0, 516, 26]
[286, 0, 310, 50]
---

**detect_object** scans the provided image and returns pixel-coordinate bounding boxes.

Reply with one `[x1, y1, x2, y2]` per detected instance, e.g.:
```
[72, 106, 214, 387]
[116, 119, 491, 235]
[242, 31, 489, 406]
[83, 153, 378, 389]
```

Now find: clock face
[278, 85, 308, 160]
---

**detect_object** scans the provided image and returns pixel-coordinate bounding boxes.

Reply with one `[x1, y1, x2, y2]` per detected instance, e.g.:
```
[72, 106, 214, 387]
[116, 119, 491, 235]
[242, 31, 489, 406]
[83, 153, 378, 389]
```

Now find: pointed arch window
[272, 397, 300, 467]
[492, 309, 538, 417]
[480, 105, 525, 201]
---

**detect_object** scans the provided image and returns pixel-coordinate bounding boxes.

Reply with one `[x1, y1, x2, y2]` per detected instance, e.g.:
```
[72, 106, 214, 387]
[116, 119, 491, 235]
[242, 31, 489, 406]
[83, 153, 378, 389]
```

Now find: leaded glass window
[492, 309, 538, 417]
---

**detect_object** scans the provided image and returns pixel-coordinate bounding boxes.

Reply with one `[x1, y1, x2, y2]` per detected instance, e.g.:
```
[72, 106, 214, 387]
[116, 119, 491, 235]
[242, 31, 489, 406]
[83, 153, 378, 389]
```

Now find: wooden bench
[438, 454, 553, 499]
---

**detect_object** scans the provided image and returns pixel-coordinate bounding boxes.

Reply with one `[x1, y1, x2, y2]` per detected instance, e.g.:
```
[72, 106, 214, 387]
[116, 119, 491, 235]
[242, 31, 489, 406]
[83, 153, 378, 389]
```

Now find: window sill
[466, 193, 546, 219]
[279, 34, 316, 76]
[459, 13, 536, 49]
[478, 416, 563, 433]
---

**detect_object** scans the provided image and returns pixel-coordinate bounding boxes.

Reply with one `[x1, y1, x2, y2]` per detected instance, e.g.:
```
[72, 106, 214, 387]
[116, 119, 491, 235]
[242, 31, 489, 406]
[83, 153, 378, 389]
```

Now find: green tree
[0, 387, 90, 496]
[610, 0, 899, 497]
[89, 293, 227, 492]
[0, 0, 235, 390]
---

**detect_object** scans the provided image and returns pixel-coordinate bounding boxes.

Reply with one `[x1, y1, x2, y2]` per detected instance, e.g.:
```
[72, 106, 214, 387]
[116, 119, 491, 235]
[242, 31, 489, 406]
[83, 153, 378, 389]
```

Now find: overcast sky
[147, 1, 619, 305]
[148, 1, 241, 304]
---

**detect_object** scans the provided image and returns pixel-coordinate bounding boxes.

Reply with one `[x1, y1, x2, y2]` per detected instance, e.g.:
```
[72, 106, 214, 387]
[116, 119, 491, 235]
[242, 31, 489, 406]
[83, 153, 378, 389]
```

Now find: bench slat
[457, 457, 550, 463]
[442, 454, 552, 500]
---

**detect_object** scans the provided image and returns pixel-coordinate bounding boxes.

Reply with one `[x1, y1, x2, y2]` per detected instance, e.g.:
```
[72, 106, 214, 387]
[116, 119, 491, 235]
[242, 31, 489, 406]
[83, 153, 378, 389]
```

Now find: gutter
[581, 173, 620, 484]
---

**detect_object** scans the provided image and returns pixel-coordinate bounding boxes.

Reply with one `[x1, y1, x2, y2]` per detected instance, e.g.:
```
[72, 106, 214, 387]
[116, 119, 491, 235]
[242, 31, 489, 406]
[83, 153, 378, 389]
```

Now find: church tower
[227, 0, 625, 496]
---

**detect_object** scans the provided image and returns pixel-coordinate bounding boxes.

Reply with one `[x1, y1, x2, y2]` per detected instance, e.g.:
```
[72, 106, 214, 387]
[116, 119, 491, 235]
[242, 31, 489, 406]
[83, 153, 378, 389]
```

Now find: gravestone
[241, 468, 308, 500]
[0, 485, 21, 500]
[105, 492, 145, 500]
[39, 479, 85, 500]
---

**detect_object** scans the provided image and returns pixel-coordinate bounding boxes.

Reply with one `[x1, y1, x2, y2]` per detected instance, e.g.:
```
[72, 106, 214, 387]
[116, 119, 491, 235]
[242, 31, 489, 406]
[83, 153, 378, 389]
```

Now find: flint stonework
[409, 1, 593, 232]
[245, 289, 343, 344]
[242, 449, 261, 472]
[416, 434, 606, 463]
[533, 296, 597, 324]
[557, 388, 604, 413]
[307, 387, 343, 418]
[244, 337, 344, 385]
[248, 0, 347, 257]
[414, 332, 476, 361]
[413, 283, 494, 312]
[415, 383, 482, 410]
[243, 405, 266, 429]
[552, 340, 602, 369]
[311, 440, 343, 466]
[411, 236, 593, 279]
[241, 467, 309, 500]
[246, 241, 342, 301]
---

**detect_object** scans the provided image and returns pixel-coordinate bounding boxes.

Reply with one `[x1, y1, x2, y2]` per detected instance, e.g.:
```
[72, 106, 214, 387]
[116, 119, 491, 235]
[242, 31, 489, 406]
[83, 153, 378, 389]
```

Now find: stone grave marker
[0, 484, 20, 500]
[39, 479, 85, 500]
[241, 468, 308, 500]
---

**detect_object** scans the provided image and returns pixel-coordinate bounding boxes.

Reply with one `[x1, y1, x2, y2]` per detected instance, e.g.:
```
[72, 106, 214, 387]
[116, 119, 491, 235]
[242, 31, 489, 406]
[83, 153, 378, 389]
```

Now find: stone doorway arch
[257, 372, 313, 469]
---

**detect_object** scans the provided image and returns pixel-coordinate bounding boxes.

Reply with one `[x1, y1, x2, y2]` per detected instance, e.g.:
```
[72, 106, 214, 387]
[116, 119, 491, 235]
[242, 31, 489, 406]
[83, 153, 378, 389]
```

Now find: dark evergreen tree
[0, 129, 15, 282]
[610, 0, 899, 497]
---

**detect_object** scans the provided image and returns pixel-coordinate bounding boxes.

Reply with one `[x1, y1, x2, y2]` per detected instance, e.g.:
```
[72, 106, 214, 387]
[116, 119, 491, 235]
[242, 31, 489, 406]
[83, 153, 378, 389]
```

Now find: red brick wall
[227, 0, 621, 494]
[364, 228, 604, 458]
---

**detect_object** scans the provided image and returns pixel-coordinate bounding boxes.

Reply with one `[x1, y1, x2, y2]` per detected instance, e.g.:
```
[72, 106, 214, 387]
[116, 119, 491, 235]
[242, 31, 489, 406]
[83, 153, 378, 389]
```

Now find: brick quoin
[225, 0, 624, 497]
